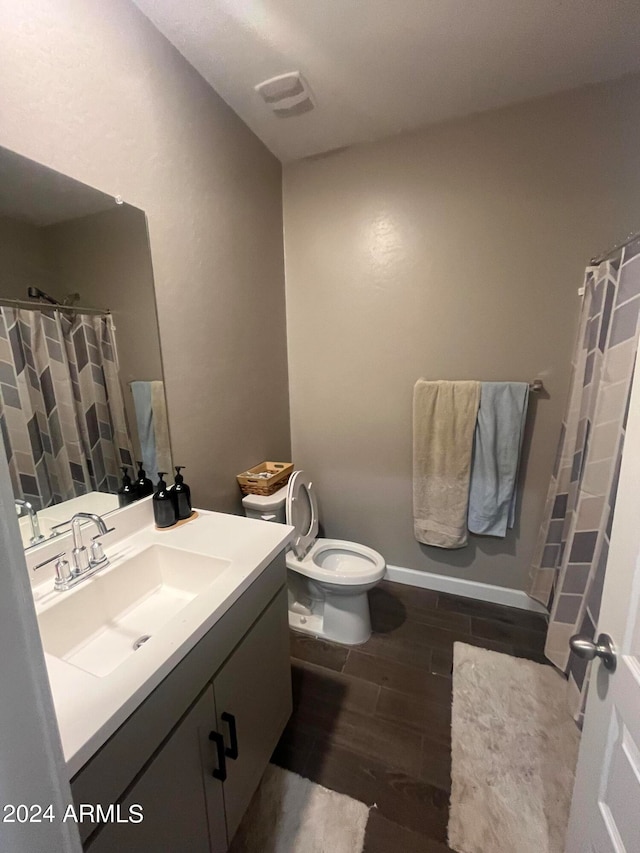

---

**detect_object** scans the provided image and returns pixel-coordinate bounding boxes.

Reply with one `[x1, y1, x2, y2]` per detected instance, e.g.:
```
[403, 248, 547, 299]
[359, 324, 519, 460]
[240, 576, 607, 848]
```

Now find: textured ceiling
[132, 0, 640, 162]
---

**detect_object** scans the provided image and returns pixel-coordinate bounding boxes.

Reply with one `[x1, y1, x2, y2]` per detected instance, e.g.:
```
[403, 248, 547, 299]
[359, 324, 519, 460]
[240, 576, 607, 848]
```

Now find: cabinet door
[87, 686, 227, 853]
[215, 587, 292, 840]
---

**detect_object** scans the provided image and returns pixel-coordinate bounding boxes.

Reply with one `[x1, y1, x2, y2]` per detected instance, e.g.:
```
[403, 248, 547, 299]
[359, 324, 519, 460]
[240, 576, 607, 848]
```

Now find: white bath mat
[449, 642, 580, 853]
[230, 763, 369, 853]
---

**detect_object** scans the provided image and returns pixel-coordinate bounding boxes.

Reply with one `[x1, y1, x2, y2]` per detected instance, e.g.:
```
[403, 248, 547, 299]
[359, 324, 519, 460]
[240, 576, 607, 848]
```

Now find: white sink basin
[37, 544, 231, 678]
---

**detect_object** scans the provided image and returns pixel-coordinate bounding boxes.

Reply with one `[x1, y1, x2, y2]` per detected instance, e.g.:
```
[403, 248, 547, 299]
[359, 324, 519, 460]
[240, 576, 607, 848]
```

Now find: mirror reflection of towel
[130, 380, 172, 478]
[467, 382, 529, 537]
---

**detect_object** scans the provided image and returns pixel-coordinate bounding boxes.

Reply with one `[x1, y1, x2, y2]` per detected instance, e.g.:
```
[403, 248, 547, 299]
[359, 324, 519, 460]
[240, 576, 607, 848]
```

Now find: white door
[566, 347, 640, 853]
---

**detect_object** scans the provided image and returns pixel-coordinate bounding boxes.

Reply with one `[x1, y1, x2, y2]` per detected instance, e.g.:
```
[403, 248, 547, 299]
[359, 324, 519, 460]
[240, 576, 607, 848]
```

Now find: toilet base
[288, 589, 373, 645]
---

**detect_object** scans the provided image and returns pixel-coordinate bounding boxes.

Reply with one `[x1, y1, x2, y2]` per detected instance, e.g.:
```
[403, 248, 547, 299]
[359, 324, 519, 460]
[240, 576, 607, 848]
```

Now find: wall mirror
[0, 146, 171, 550]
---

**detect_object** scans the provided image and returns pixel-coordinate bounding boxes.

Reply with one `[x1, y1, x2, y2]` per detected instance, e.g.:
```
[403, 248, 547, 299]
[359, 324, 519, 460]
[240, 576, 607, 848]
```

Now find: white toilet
[242, 470, 386, 645]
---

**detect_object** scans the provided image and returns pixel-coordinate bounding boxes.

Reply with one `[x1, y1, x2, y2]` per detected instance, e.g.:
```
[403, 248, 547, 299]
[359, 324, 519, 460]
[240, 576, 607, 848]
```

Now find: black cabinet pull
[208, 730, 227, 781]
[221, 712, 239, 760]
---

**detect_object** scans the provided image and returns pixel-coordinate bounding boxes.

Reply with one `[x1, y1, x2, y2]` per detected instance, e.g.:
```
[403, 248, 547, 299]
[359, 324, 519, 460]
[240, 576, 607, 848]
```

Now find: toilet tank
[241, 484, 287, 523]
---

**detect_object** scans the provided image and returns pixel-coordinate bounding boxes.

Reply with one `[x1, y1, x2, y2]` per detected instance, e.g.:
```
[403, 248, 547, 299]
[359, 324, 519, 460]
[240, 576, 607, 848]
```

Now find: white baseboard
[385, 564, 548, 614]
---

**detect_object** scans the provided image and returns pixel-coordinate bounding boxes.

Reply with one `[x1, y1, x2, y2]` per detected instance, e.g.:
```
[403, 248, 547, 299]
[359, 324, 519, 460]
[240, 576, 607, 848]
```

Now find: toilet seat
[286, 470, 319, 560]
[285, 538, 386, 586]
[285, 471, 385, 586]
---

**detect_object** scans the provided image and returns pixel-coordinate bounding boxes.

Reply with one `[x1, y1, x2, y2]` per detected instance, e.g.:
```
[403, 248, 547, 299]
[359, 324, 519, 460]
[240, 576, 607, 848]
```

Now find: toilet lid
[286, 470, 319, 560]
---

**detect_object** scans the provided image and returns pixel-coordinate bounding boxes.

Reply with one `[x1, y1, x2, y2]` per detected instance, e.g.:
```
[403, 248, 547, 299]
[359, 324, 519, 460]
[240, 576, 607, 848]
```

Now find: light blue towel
[468, 382, 529, 537]
[130, 380, 156, 477]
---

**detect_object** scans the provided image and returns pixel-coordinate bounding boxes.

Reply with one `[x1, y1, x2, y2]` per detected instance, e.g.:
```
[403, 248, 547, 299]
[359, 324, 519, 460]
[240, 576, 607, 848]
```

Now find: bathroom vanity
[26, 500, 294, 851]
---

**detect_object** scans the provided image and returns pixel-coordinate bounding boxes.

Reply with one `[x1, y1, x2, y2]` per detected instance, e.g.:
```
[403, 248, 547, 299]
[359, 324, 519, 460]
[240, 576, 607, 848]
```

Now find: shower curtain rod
[590, 228, 640, 266]
[0, 297, 109, 316]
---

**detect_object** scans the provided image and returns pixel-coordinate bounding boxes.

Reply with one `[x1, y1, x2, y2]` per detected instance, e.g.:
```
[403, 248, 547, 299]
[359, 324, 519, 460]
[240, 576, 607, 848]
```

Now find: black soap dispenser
[171, 466, 192, 520]
[118, 466, 137, 507]
[153, 472, 176, 528]
[135, 461, 154, 498]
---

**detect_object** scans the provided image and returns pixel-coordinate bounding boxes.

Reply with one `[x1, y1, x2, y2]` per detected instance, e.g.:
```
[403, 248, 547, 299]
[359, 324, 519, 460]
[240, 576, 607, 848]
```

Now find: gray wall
[283, 73, 640, 591]
[0, 214, 60, 298]
[44, 206, 163, 465]
[0, 0, 290, 513]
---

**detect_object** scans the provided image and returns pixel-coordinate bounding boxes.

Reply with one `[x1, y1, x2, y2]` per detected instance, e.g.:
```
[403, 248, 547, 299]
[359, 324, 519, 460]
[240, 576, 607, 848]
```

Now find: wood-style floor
[270, 580, 548, 853]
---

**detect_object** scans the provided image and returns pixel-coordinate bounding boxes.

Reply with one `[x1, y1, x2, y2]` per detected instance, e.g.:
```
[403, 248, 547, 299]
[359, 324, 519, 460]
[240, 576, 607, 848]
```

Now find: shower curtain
[0, 306, 134, 510]
[527, 238, 640, 718]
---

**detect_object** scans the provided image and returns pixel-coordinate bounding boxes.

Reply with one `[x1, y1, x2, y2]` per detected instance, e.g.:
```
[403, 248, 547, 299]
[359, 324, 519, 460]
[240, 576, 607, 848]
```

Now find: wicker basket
[236, 461, 294, 496]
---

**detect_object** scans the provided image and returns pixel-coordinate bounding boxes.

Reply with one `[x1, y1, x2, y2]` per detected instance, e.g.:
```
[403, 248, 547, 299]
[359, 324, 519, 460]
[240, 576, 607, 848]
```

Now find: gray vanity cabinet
[213, 581, 293, 840]
[88, 685, 227, 853]
[76, 555, 292, 853]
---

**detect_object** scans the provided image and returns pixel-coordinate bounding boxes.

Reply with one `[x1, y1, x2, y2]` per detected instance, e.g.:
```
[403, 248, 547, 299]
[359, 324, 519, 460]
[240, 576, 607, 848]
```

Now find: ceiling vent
[254, 72, 314, 118]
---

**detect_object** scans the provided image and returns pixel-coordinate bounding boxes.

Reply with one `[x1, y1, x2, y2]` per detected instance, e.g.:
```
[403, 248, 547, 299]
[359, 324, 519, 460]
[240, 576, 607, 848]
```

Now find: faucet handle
[33, 551, 67, 571]
[90, 528, 114, 566]
[33, 551, 73, 590]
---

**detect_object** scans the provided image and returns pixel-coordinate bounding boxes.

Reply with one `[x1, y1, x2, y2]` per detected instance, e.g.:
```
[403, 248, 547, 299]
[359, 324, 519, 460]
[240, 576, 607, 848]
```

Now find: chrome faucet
[15, 499, 45, 546]
[31, 513, 114, 593]
[70, 512, 111, 575]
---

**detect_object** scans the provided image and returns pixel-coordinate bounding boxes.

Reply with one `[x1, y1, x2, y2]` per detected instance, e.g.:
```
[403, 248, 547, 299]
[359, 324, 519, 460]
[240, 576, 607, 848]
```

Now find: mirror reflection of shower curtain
[0, 306, 134, 509]
[527, 239, 640, 720]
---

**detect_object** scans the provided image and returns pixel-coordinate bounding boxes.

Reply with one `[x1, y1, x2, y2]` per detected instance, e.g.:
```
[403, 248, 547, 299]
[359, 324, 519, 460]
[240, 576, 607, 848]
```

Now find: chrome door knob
[569, 633, 617, 672]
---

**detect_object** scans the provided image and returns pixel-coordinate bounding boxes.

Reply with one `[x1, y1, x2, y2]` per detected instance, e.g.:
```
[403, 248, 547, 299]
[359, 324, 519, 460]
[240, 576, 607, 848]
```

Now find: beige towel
[413, 380, 481, 548]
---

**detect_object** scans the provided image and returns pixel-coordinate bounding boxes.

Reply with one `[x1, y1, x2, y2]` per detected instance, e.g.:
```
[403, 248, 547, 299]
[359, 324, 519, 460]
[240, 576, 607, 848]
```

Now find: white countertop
[28, 502, 293, 777]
